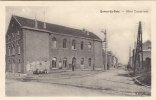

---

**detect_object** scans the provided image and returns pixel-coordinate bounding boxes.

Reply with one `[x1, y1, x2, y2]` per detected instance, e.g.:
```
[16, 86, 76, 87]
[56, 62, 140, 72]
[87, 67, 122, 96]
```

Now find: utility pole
[101, 29, 107, 70]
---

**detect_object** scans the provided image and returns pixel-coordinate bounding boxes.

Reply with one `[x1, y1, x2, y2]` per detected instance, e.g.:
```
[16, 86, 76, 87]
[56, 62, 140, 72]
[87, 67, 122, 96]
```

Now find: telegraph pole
[102, 29, 107, 70]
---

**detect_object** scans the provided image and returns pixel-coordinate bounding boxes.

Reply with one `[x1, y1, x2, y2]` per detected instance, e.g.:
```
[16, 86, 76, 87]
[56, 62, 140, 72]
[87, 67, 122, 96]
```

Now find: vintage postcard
[0, 1, 156, 99]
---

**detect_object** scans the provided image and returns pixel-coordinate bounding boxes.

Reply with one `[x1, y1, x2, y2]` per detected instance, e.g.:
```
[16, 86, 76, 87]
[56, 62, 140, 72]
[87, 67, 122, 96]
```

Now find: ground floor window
[18, 59, 21, 73]
[88, 58, 91, 66]
[63, 58, 67, 68]
[81, 58, 84, 65]
[11, 59, 15, 73]
[52, 57, 57, 68]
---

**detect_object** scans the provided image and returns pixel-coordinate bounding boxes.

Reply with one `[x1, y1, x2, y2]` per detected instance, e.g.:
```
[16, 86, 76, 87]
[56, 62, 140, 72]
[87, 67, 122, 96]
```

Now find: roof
[13, 15, 101, 40]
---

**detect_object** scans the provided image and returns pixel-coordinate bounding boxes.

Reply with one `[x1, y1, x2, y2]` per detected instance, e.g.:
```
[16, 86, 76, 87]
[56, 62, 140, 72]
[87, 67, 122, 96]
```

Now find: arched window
[81, 41, 84, 50]
[88, 42, 91, 49]
[88, 58, 91, 66]
[72, 40, 76, 50]
[63, 39, 67, 48]
[52, 37, 56, 48]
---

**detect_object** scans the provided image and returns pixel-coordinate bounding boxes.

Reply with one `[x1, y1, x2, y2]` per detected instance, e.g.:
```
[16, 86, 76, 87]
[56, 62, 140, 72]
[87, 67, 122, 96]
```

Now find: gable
[6, 16, 21, 41]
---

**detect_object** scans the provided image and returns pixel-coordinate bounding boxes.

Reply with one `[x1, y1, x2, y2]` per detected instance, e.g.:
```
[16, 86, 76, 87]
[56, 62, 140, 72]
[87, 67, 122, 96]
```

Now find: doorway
[52, 57, 57, 68]
[63, 58, 67, 68]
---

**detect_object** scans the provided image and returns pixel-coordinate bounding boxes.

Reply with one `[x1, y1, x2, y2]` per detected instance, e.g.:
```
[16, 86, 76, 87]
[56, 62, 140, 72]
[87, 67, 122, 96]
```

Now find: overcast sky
[6, 5, 151, 65]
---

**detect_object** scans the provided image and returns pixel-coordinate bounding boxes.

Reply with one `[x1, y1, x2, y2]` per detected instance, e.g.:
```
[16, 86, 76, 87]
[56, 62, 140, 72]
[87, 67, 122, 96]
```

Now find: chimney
[43, 10, 46, 29]
[43, 22, 46, 29]
[35, 19, 38, 28]
[87, 31, 90, 35]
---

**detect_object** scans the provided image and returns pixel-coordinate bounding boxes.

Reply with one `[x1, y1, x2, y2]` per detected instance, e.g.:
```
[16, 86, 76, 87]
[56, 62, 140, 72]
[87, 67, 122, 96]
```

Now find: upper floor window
[17, 31, 20, 35]
[8, 46, 11, 56]
[63, 39, 67, 48]
[88, 42, 92, 49]
[81, 41, 84, 50]
[12, 33, 14, 38]
[52, 37, 57, 48]
[72, 40, 76, 50]
[12, 44, 15, 55]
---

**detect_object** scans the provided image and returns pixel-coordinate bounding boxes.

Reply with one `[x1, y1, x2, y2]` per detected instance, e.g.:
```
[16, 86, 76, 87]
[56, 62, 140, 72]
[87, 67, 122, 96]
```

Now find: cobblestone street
[6, 69, 151, 96]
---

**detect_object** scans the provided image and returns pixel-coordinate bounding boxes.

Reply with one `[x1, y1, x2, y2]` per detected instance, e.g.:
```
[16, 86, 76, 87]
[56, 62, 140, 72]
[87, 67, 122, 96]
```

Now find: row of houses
[103, 51, 118, 70]
[5, 15, 118, 74]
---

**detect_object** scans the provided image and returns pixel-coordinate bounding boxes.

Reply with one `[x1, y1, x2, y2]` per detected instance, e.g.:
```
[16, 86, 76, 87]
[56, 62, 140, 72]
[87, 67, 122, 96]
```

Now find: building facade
[5, 15, 103, 74]
[103, 50, 118, 70]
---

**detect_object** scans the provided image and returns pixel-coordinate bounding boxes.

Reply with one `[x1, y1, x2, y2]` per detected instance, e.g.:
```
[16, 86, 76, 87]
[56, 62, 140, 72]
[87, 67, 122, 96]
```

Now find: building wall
[6, 17, 103, 73]
[143, 51, 151, 61]
[49, 33, 95, 70]
[6, 17, 24, 73]
[94, 40, 103, 70]
[23, 29, 50, 72]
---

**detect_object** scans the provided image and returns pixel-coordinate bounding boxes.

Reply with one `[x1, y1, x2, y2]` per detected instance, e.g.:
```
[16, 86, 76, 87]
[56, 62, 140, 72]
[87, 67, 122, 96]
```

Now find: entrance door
[72, 57, 76, 66]
[72, 57, 76, 71]
[52, 57, 57, 68]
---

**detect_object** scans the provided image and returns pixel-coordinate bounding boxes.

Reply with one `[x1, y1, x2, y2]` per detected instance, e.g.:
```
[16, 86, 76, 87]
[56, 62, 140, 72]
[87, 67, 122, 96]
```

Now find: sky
[5, 5, 151, 65]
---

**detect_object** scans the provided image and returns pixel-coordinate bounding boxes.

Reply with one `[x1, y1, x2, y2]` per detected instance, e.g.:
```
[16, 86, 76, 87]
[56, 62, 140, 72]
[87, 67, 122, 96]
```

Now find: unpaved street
[6, 69, 151, 96]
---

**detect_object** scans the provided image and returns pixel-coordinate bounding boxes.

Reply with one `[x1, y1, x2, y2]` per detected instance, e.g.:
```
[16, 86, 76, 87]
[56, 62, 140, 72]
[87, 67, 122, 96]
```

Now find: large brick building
[5, 15, 103, 74]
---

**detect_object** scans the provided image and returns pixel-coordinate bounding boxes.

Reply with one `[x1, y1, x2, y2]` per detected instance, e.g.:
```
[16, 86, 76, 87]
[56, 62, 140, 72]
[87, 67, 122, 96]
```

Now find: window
[81, 41, 84, 50]
[17, 42, 21, 54]
[52, 57, 57, 68]
[88, 42, 91, 49]
[18, 59, 21, 73]
[8, 60, 11, 72]
[52, 37, 56, 48]
[63, 39, 67, 48]
[88, 58, 91, 66]
[12, 33, 14, 38]
[12, 44, 15, 55]
[17, 31, 20, 35]
[72, 40, 76, 50]
[81, 58, 84, 65]
[8, 46, 11, 56]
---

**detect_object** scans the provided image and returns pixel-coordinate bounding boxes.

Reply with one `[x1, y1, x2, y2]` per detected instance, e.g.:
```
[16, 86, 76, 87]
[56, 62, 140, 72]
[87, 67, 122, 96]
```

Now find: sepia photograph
[1, 1, 154, 98]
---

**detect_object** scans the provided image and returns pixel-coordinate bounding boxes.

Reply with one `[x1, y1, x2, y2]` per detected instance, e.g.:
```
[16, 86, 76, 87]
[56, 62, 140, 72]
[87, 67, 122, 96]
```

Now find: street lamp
[101, 29, 107, 70]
